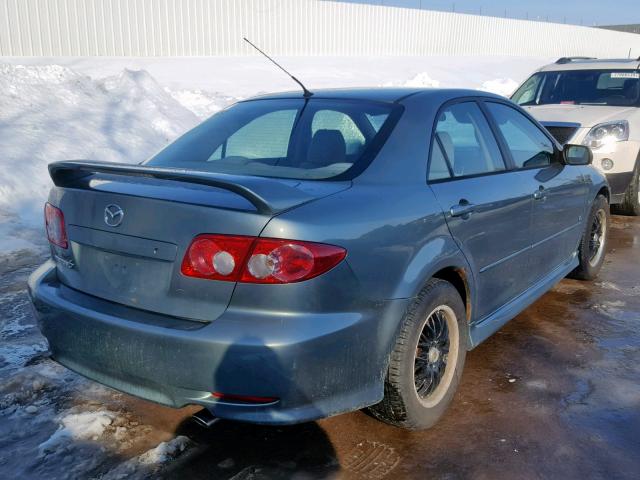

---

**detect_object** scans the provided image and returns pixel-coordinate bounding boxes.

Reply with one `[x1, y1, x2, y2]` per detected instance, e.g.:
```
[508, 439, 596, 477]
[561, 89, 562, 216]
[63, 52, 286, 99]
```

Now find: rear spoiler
[48, 160, 315, 215]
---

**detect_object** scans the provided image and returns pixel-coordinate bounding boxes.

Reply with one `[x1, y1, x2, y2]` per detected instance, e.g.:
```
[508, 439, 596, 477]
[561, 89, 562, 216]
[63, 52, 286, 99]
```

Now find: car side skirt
[468, 253, 579, 348]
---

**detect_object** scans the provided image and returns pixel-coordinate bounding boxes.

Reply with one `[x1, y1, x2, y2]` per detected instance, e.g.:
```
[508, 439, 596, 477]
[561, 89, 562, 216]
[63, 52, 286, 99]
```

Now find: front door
[484, 102, 589, 281]
[428, 101, 534, 321]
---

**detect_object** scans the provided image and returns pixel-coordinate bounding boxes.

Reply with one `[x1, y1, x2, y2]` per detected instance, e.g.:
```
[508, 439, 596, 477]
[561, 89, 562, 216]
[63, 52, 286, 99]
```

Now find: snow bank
[0, 64, 200, 228]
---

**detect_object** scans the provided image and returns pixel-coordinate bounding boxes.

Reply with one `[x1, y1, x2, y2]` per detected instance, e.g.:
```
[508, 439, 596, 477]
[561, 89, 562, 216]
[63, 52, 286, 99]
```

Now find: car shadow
[165, 418, 339, 479]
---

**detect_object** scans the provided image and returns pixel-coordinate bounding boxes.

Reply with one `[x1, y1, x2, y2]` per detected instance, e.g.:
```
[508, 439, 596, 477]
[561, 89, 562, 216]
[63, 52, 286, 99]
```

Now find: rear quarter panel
[260, 184, 473, 307]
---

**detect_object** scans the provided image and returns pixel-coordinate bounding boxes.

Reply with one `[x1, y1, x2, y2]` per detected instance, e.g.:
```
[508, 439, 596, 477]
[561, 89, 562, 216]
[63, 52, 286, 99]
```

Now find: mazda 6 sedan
[29, 88, 609, 430]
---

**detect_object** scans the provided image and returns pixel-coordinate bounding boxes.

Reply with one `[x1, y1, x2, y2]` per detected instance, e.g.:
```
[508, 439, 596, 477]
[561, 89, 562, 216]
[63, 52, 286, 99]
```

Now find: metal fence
[1, 0, 640, 57]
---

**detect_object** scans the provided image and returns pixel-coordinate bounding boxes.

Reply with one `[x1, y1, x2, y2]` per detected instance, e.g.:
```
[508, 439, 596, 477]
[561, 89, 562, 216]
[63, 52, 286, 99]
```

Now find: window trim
[480, 99, 562, 172]
[426, 97, 510, 185]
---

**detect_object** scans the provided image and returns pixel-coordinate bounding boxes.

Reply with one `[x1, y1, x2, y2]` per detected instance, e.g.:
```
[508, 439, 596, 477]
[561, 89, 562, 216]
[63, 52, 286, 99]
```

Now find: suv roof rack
[555, 56, 597, 64]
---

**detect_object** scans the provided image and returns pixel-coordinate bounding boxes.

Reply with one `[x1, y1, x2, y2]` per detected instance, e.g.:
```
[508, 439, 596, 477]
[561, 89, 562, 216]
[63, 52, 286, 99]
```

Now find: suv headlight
[583, 120, 629, 149]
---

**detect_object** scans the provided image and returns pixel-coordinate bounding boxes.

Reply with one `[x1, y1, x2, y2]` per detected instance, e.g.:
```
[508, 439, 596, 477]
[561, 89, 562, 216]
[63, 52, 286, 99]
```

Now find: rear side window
[486, 103, 554, 169]
[429, 102, 505, 180]
[146, 98, 400, 181]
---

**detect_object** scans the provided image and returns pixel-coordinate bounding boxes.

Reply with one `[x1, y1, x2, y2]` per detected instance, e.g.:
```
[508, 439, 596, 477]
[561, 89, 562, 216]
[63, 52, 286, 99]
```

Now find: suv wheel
[368, 278, 467, 430]
[616, 165, 640, 216]
[569, 194, 609, 280]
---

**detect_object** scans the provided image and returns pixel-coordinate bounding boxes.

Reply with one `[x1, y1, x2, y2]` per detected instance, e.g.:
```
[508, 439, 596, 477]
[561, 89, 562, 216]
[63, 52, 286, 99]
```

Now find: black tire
[569, 194, 609, 280]
[368, 278, 467, 430]
[615, 164, 640, 216]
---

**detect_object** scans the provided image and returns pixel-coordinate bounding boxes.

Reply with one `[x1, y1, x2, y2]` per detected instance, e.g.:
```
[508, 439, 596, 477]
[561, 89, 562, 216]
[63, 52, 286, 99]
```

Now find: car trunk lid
[48, 161, 349, 322]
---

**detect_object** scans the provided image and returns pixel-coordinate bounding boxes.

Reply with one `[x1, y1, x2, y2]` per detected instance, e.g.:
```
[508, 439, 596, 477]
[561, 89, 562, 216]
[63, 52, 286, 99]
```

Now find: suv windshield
[145, 98, 401, 180]
[512, 69, 640, 107]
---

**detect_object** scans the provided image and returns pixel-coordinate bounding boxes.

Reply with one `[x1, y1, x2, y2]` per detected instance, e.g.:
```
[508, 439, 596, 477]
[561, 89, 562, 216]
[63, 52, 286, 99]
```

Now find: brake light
[44, 203, 68, 249]
[181, 235, 346, 284]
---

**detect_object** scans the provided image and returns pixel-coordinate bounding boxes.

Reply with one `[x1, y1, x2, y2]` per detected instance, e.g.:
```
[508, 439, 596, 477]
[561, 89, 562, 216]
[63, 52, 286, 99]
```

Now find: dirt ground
[1, 215, 638, 479]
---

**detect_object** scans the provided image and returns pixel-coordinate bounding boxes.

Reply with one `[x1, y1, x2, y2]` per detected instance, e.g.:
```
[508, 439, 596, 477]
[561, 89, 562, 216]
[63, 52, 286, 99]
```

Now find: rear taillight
[44, 203, 68, 249]
[181, 234, 346, 284]
[181, 235, 254, 281]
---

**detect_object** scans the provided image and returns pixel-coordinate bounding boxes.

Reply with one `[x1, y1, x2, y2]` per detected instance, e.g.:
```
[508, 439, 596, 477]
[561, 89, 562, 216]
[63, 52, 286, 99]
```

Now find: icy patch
[0, 342, 48, 371]
[0, 293, 34, 338]
[592, 300, 627, 318]
[480, 78, 519, 97]
[526, 380, 548, 390]
[38, 410, 115, 455]
[595, 281, 621, 292]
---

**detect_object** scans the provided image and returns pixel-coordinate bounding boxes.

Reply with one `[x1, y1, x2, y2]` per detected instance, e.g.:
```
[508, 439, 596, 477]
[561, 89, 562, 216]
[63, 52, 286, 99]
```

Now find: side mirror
[563, 144, 592, 166]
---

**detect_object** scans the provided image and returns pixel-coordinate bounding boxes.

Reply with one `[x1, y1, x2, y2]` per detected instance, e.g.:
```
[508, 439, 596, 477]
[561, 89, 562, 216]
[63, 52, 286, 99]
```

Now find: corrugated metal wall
[1, 0, 639, 57]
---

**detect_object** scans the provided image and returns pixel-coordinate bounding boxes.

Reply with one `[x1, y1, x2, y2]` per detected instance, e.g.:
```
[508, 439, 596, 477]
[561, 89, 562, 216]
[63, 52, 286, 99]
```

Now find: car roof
[538, 57, 640, 72]
[244, 87, 505, 104]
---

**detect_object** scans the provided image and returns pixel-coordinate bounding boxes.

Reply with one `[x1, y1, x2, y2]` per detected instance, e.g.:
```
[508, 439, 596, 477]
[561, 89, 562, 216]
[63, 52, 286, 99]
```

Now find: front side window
[512, 70, 640, 107]
[146, 98, 399, 180]
[429, 102, 505, 180]
[486, 102, 554, 169]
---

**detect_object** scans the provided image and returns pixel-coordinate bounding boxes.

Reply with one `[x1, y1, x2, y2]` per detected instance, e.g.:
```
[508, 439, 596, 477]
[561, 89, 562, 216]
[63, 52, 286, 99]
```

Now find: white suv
[512, 57, 640, 215]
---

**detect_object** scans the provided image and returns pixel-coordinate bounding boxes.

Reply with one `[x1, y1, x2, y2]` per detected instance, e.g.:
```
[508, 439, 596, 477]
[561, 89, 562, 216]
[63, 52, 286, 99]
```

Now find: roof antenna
[243, 37, 313, 98]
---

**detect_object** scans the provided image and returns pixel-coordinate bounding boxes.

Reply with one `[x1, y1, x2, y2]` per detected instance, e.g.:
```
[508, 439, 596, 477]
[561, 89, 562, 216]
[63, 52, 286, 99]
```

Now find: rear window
[512, 69, 640, 107]
[146, 98, 401, 180]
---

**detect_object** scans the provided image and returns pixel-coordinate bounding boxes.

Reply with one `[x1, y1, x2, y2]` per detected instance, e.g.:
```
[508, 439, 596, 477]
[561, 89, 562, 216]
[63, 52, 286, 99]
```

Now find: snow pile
[0, 64, 200, 227]
[138, 435, 191, 465]
[101, 436, 192, 479]
[383, 71, 441, 88]
[38, 409, 115, 455]
[168, 89, 238, 119]
[399, 71, 441, 88]
[480, 78, 519, 97]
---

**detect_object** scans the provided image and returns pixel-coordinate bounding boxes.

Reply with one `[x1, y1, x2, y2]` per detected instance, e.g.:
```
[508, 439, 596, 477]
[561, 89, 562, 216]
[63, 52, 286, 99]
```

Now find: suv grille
[544, 126, 579, 145]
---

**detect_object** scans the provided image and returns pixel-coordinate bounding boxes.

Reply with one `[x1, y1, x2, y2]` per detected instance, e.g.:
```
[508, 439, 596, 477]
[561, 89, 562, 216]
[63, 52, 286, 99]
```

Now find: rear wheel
[616, 166, 640, 216]
[368, 279, 467, 430]
[569, 194, 609, 280]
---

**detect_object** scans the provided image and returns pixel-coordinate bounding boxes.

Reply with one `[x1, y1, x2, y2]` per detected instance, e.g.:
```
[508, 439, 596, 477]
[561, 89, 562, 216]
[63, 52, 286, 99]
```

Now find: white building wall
[1, 0, 639, 57]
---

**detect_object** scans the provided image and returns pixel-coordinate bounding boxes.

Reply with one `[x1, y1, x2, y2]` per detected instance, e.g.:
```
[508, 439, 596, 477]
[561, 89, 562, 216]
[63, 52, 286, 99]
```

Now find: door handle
[450, 201, 476, 218]
[533, 186, 546, 200]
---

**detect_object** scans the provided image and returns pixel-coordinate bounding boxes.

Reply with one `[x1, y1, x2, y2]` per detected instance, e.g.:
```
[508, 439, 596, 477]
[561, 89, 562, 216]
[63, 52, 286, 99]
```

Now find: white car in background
[512, 57, 640, 215]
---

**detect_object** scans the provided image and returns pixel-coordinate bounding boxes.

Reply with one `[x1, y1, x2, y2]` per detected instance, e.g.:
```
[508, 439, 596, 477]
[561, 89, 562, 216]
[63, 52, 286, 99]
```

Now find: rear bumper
[28, 260, 408, 425]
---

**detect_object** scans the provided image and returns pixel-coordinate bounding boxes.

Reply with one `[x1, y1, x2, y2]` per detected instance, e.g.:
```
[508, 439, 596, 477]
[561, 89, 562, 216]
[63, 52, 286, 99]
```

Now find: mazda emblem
[104, 204, 124, 227]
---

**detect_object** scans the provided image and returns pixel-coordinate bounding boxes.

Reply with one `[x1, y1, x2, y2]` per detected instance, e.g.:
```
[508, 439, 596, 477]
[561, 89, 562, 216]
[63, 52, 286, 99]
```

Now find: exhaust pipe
[192, 408, 220, 428]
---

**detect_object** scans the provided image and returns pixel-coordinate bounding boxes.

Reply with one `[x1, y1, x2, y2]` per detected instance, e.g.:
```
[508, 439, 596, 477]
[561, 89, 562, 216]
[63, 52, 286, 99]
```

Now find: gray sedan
[29, 88, 609, 430]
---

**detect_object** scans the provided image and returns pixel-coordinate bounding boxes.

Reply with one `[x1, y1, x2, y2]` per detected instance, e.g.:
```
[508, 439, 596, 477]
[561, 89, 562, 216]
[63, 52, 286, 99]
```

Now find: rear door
[428, 100, 534, 321]
[484, 101, 588, 282]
